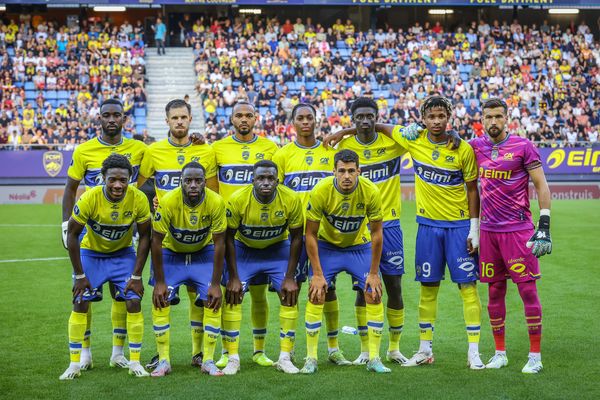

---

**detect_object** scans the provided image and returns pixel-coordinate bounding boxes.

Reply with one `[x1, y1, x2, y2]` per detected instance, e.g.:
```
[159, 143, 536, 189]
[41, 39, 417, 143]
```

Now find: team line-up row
[59, 96, 552, 380]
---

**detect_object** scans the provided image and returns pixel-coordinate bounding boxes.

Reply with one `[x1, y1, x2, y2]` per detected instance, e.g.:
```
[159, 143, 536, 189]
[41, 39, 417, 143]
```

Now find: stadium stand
[0, 17, 148, 149]
[191, 16, 599, 147]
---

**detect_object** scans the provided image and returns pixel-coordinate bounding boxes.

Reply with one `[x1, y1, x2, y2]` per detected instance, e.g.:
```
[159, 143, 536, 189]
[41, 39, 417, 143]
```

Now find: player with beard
[61, 98, 147, 371]
[471, 98, 551, 374]
[138, 99, 218, 370]
[212, 101, 278, 369]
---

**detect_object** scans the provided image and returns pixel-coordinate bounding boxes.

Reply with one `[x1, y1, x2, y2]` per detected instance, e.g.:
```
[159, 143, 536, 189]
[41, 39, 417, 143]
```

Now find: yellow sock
[111, 300, 127, 347]
[387, 307, 404, 352]
[323, 299, 340, 350]
[83, 305, 92, 350]
[305, 302, 324, 359]
[188, 288, 204, 357]
[460, 284, 482, 345]
[127, 311, 144, 362]
[220, 285, 229, 354]
[355, 305, 368, 353]
[152, 306, 171, 363]
[222, 304, 242, 356]
[279, 305, 298, 353]
[366, 303, 384, 360]
[68, 311, 87, 363]
[418, 285, 439, 348]
[203, 306, 222, 362]
[249, 284, 268, 354]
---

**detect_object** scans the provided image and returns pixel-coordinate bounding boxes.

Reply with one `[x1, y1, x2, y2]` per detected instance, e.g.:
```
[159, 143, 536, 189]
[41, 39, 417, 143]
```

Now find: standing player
[301, 149, 389, 374]
[272, 103, 352, 366]
[336, 98, 408, 365]
[61, 98, 147, 370]
[212, 101, 278, 368]
[138, 99, 218, 369]
[59, 154, 151, 380]
[471, 98, 552, 374]
[326, 96, 483, 369]
[150, 162, 226, 377]
[222, 160, 304, 375]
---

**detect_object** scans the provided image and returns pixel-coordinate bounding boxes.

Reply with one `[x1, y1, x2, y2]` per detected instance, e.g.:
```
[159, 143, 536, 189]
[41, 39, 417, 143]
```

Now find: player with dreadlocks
[326, 95, 484, 370]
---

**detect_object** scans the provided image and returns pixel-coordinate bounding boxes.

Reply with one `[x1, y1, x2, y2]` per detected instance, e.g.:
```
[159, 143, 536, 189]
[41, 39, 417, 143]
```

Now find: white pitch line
[0, 256, 69, 264]
[0, 224, 56, 227]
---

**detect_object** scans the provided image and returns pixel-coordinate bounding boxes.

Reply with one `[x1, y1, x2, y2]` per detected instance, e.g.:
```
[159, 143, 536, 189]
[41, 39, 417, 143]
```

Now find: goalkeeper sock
[488, 281, 507, 352]
[517, 281, 542, 353]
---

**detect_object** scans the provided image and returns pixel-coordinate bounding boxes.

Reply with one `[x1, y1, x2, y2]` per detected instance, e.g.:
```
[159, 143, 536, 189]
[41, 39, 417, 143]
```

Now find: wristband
[130, 275, 142, 280]
[75, 274, 86, 280]
[538, 214, 550, 230]
[469, 218, 480, 231]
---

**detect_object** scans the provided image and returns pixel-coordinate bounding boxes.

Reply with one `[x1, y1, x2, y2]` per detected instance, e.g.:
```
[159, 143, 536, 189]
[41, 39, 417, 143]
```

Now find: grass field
[1, 201, 599, 399]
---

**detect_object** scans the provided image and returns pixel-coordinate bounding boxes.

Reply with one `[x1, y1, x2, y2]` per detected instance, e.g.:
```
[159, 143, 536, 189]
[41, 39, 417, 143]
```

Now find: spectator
[153, 17, 166, 55]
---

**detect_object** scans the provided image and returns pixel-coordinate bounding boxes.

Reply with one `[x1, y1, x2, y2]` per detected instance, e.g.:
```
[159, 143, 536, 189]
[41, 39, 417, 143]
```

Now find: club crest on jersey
[43, 151, 63, 177]
[432, 149, 440, 161]
[305, 156, 313, 165]
[177, 155, 185, 165]
[242, 151, 250, 160]
[190, 215, 198, 225]
[364, 150, 372, 160]
[491, 147, 499, 160]
[111, 211, 119, 221]
[260, 212, 269, 221]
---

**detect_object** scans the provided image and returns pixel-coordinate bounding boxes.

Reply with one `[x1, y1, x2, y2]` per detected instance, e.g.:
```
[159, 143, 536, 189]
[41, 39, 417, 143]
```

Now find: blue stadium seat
[316, 82, 326, 90]
[306, 82, 316, 91]
[45, 91, 57, 100]
[24, 82, 35, 91]
[216, 107, 226, 117]
[258, 106, 269, 115]
[135, 116, 146, 126]
[57, 90, 69, 100]
[25, 91, 36, 100]
[14, 81, 24, 88]
[336, 41, 347, 49]
[225, 108, 233, 117]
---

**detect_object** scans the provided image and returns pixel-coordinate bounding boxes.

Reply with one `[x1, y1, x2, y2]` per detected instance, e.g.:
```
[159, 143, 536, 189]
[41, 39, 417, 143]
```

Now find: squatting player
[471, 98, 552, 374]
[60, 154, 151, 380]
[301, 149, 389, 374]
[138, 99, 218, 369]
[61, 98, 147, 370]
[329, 96, 484, 369]
[271, 103, 351, 366]
[337, 97, 409, 365]
[150, 162, 226, 377]
[212, 101, 278, 368]
[222, 160, 304, 375]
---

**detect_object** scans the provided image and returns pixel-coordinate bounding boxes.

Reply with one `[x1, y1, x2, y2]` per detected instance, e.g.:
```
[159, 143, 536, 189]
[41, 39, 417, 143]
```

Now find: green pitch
[1, 201, 599, 399]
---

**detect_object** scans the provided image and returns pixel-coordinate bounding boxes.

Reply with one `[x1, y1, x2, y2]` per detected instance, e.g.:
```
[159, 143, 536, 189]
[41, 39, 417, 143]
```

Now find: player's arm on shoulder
[323, 126, 357, 148]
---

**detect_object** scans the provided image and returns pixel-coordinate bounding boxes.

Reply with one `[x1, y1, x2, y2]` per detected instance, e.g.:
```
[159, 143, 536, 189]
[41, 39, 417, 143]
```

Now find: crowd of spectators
[191, 15, 599, 147]
[0, 16, 149, 150]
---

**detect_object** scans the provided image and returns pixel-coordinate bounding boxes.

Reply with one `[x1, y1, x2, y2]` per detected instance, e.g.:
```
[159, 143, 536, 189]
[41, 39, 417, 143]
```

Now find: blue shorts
[415, 224, 479, 283]
[76, 247, 139, 302]
[380, 223, 405, 276]
[160, 246, 215, 304]
[236, 241, 289, 293]
[313, 241, 372, 290]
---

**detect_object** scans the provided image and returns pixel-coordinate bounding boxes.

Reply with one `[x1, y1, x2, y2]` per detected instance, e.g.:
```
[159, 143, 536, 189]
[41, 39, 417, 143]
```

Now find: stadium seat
[25, 91, 36, 100]
[24, 82, 35, 91]
[45, 91, 58, 100]
[134, 108, 146, 118]
[57, 91, 69, 100]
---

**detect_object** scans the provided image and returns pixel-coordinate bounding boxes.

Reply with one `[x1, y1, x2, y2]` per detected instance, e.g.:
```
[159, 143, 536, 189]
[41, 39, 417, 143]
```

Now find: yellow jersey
[153, 187, 227, 253]
[338, 133, 405, 226]
[67, 137, 147, 188]
[392, 127, 477, 227]
[139, 138, 217, 200]
[306, 176, 382, 248]
[226, 184, 303, 249]
[272, 140, 335, 208]
[212, 135, 278, 201]
[72, 185, 151, 252]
